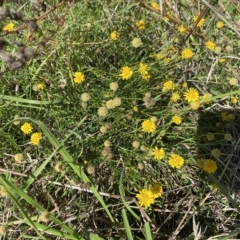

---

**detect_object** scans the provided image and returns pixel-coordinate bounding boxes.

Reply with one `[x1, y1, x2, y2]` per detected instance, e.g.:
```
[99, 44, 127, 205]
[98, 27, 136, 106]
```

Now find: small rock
[0, 50, 12, 62]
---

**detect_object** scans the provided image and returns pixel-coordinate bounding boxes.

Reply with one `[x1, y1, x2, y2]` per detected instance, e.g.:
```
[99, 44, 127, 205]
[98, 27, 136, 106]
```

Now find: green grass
[1, 0, 240, 239]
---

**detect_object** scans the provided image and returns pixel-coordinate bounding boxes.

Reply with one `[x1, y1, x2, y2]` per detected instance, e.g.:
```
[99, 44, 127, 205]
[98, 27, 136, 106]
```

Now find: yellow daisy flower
[206, 40, 216, 50]
[73, 72, 85, 84]
[181, 47, 194, 59]
[136, 20, 145, 30]
[184, 88, 199, 103]
[190, 101, 200, 110]
[193, 16, 205, 27]
[141, 119, 156, 133]
[177, 25, 187, 34]
[231, 97, 238, 104]
[162, 80, 175, 92]
[150, 184, 163, 199]
[31, 132, 42, 146]
[203, 159, 217, 174]
[216, 21, 224, 29]
[3, 23, 15, 32]
[138, 63, 148, 75]
[171, 92, 180, 102]
[150, 1, 160, 10]
[168, 154, 184, 169]
[21, 122, 33, 134]
[119, 66, 133, 80]
[172, 115, 182, 125]
[152, 147, 165, 160]
[136, 189, 155, 208]
[110, 31, 118, 40]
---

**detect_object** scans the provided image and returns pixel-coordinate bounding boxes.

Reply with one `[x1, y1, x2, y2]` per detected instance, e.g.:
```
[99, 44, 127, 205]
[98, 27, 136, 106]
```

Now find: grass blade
[122, 209, 134, 240]
[119, 169, 140, 221]
[144, 222, 153, 240]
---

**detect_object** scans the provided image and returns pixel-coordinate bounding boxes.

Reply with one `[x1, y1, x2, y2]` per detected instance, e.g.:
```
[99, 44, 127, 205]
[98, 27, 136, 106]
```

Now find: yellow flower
[0, 187, 7, 197]
[181, 47, 194, 59]
[224, 133, 232, 141]
[142, 72, 150, 81]
[152, 147, 165, 160]
[142, 119, 156, 133]
[231, 97, 238, 104]
[112, 97, 121, 107]
[21, 122, 33, 134]
[81, 93, 90, 102]
[150, 184, 163, 199]
[136, 20, 145, 30]
[33, 81, 46, 91]
[132, 38, 143, 48]
[162, 80, 175, 92]
[177, 25, 187, 34]
[184, 88, 199, 103]
[14, 153, 24, 163]
[31, 132, 42, 146]
[219, 58, 226, 63]
[150, 1, 160, 10]
[54, 162, 63, 172]
[138, 63, 148, 75]
[133, 106, 138, 112]
[206, 40, 216, 50]
[221, 112, 234, 122]
[155, 53, 164, 60]
[132, 140, 140, 149]
[136, 189, 155, 208]
[182, 82, 188, 88]
[216, 21, 224, 29]
[193, 16, 205, 27]
[98, 106, 108, 117]
[119, 66, 133, 80]
[73, 72, 85, 84]
[190, 101, 200, 110]
[170, 92, 180, 102]
[109, 82, 119, 91]
[202, 93, 212, 104]
[211, 149, 221, 158]
[229, 78, 238, 86]
[207, 132, 215, 141]
[203, 159, 217, 174]
[3, 23, 15, 32]
[168, 154, 184, 169]
[172, 115, 182, 125]
[110, 31, 118, 40]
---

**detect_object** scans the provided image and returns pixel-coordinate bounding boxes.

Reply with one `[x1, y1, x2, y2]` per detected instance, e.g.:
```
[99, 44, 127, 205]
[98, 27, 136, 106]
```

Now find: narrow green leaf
[119, 169, 141, 221]
[0, 176, 82, 239]
[208, 174, 240, 213]
[0, 94, 62, 105]
[20, 117, 115, 223]
[122, 209, 134, 240]
[89, 233, 105, 240]
[144, 222, 153, 240]
[0, 176, 46, 240]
